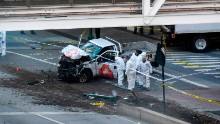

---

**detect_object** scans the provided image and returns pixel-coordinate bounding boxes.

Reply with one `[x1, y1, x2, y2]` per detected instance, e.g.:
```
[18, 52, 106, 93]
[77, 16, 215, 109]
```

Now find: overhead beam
[149, 12, 220, 25]
[0, 15, 144, 31]
[0, 11, 220, 31]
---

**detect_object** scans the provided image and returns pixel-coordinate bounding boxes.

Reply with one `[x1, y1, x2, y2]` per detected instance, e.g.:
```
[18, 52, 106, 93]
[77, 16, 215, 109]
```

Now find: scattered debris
[16, 67, 19, 72]
[40, 70, 56, 81]
[105, 81, 128, 90]
[28, 80, 40, 85]
[148, 103, 155, 107]
[83, 91, 117, 101]
[90, 101, 105, 107]
[124, 97, 129, 100]
[40, 80, 45, 84]
[132, 90, 141, 102]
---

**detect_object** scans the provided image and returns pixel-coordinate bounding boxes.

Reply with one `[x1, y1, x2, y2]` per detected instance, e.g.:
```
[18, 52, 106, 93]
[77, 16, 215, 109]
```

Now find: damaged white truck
[57, 38, 157, 83]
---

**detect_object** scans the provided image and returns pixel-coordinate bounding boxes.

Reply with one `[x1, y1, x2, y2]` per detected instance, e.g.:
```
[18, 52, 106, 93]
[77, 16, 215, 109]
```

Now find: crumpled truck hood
[61, 45, 90, 60]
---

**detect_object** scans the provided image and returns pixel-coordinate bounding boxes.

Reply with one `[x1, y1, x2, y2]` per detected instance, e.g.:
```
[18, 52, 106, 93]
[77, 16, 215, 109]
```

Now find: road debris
[16, 67, 20, 72]
[40, 70, 56, 81]
[83, 91, 117, 101]
[90, 101, 105, 107]
[27, 80, 40, 85]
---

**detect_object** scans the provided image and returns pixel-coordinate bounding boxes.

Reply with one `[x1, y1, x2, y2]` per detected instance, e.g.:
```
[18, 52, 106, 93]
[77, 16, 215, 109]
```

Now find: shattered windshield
[80, 42, 102, 58]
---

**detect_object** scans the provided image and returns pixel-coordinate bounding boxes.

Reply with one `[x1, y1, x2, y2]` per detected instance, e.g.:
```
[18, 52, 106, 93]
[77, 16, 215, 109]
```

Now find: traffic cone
[16, 67, 19, 72]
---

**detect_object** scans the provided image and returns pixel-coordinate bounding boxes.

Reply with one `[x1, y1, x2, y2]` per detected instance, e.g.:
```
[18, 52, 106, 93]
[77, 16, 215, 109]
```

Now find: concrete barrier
[117, 102, 190, 124]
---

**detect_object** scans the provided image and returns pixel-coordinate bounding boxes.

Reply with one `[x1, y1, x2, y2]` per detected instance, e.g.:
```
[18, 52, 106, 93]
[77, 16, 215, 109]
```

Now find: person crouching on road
[115, 53, 126, 86]
[125, 55, 136, 90]
[137, 55, 152, 91]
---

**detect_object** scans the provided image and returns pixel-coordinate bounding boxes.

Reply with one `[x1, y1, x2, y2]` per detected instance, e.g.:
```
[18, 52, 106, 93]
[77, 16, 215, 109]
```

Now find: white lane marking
[167, 81, 177, 85]
[172, 62, 220, 65]
[183, 60, 220, 62]
[195, 69, 213, 72]
[186, 58, 220, 60]
[166, 56, 211, 58]
[166, 59, 220, 62]
[183, 65, 220, 68]
[7, 51, 57, 66]
[113, 115, 139, 124]
[204, 72, 220, 75]
[167, 54, 185, 56]
[0, 112, 94, 116]
[215, 76, 220, 78]
[185, 62, 220, 65]
[153, 69, 209, 88]
[34, 114, 65, 124]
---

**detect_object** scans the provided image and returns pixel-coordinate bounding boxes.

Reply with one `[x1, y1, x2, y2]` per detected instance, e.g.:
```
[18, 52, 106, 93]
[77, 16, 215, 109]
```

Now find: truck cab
[58, 38, 119, 83]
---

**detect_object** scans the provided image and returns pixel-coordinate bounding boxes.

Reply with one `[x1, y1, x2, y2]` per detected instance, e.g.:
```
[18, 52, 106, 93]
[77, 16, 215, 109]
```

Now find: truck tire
[191, 35, 209, 52]
[78, 70, 92, 83]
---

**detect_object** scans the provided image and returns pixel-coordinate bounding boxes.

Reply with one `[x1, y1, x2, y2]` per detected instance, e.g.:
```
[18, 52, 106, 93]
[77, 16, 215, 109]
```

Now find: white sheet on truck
[61, 45, 89, 59]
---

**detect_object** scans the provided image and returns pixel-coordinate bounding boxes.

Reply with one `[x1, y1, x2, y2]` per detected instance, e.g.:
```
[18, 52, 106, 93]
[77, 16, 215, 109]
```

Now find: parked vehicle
[161, 23, 220, 52]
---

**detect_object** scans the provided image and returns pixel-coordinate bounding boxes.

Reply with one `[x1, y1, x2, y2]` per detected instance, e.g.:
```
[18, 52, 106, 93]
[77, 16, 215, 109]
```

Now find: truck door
[96, 50, 118, 79]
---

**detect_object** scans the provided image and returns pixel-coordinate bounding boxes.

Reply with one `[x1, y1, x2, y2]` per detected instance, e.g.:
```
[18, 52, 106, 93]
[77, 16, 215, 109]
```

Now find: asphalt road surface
[0, 30, 150, 124]
[0, 87, 147, 124]
[0, 29, 220, 123]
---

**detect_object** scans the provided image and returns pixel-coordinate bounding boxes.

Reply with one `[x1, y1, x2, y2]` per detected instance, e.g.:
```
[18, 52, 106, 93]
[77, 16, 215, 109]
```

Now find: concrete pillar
[0, 31, 6, 56]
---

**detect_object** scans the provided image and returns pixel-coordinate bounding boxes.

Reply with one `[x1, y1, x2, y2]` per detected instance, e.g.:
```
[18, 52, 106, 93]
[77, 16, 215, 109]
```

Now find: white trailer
[162, 23, 220, 52]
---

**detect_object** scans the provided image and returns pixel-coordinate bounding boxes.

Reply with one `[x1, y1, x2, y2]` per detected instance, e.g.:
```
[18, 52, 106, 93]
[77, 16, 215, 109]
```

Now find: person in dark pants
[20, 30, 36, 35]
[95, 28, 101, 39]
[149, 26, 154, 35]
[133, 26, 143, 35]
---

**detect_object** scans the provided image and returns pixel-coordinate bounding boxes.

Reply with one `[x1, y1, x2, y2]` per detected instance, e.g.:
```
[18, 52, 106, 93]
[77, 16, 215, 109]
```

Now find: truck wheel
[78, 70, 91, 83]
[191, 35, 209, 52]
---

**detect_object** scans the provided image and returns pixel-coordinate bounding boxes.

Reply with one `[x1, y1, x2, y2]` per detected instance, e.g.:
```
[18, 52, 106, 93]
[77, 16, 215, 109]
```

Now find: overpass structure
[0, 0, 220, 55]
[0, 0, 220, 31]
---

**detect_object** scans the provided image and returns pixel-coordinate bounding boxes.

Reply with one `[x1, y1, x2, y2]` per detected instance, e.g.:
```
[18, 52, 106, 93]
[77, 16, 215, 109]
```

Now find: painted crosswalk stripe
[183, 65, 220, 68]
[167, 54, 186, 56]
[184, 60, 220, 62]
[166, 56, 211, 58]
[214, 76, 220, 78]
[153, 69, 208, 88]
[173, 62, 220, 65]
[195, 69, 213, 72]
[172, 62, 220, 65]
[166, 58, 220, 61]
[186, 58, 220, 60]
[204, 72, 220, 75]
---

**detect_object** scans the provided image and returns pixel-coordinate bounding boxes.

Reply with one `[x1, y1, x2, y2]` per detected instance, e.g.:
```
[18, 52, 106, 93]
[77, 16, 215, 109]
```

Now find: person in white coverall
[132, 50, 142, 85]
[137, 55, 152, 90]
[115, 53, 125, 86]
[125, 55, 137, 90]
[135, 52, 146, 86]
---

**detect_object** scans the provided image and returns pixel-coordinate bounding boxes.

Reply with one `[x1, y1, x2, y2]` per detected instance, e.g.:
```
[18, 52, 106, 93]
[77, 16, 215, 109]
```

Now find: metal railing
[0, 0, 141, 7]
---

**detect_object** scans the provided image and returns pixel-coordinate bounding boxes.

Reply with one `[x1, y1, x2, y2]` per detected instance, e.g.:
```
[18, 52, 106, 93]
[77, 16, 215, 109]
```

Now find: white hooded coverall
[132, 52, 146, 85]
[125, 56, 136, 90]
[115, 57, 125, 86]
[137, 60, 152, 88]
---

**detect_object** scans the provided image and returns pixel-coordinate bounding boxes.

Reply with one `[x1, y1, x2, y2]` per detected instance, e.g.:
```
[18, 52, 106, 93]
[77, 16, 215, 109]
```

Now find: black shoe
[142, 87, 150, 91]
[20, 31, 25, 34]
[137, 85, 143, 88]
[31, 31, 36, 35]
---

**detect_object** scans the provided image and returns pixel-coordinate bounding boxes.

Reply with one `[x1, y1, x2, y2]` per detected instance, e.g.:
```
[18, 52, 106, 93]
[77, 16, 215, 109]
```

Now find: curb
[117, 102, 189, 124]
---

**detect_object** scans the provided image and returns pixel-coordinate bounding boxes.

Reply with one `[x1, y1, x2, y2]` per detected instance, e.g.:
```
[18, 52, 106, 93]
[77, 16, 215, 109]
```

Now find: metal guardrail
[0, 0, 141, 7]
